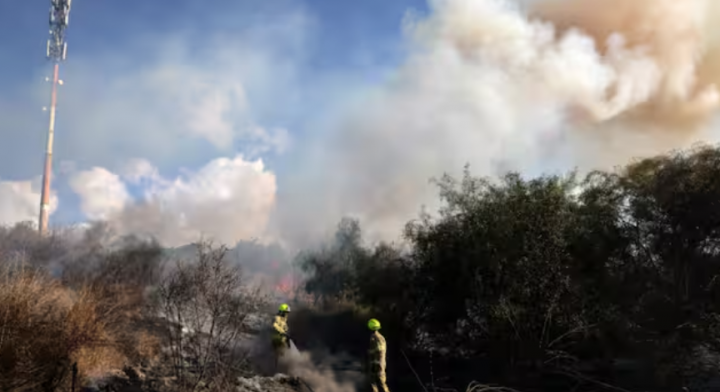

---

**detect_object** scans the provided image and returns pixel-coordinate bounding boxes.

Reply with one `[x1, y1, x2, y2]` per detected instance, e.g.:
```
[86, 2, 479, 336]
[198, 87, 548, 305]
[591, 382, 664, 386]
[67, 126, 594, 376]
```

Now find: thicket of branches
[156, 241, 269, 391]
[0, 225, 165, 391]
[0, 223, 266, 391]
[296, 144, 720, 391]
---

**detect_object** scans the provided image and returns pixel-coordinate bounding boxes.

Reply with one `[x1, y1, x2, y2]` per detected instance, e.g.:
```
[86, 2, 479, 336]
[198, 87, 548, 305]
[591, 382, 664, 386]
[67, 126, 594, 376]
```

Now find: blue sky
[0, 0, 425, 85]
[2, 0, 713, 247]
[0, 0, 427, 168]
[0, 0, 429, 229]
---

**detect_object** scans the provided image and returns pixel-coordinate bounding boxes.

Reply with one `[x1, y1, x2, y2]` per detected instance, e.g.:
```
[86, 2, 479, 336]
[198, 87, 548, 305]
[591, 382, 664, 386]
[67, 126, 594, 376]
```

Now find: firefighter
[367, 318, 390, 392]
[271, 303, 291, 372]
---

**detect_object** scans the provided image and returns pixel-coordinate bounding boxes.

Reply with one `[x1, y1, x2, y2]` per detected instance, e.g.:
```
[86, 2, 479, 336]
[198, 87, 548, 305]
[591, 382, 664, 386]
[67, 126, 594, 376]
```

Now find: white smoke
[272, 0, 720, 245]
[70, 155, 276, 247]
[69, 168, 130, 221]
[52, 0, 720, 246]
[121, 158, 161, 184]
[280, 347, 360, 392]
[174, 78, 290, 152]
[0, 178, 58, 227]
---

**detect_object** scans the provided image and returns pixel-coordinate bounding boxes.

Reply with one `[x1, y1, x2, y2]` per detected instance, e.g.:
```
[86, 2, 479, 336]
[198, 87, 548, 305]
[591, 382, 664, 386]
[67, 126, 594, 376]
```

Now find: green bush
[296, 144, 720, 390]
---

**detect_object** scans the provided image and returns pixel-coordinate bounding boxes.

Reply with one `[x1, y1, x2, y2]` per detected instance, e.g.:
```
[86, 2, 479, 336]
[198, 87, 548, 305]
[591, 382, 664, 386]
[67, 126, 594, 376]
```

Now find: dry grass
[135, 330, 162, 363]
[0, 261, 160, 391]
[0, 225, 269, 391]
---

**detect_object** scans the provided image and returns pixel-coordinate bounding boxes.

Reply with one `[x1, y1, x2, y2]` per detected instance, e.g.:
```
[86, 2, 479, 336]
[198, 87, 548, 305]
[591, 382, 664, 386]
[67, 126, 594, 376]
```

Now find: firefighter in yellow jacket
[271, 303, 291, 371]
[367, 318, 390, 392]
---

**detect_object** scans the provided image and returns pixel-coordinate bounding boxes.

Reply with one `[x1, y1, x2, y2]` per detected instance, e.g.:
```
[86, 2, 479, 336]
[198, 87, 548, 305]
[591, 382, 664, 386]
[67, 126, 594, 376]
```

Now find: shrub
[155, 240, 269, 391]
[0, 226, 164, 391]
[0, 266, 130, 391]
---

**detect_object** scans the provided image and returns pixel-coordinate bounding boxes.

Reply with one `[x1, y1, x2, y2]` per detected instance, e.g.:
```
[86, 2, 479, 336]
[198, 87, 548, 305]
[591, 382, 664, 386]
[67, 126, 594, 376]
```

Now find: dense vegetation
[0, 225, 266, 392]
[296, 144, 720, 391]
[0, 226, 166, 391]
[3, 144, 720, 391]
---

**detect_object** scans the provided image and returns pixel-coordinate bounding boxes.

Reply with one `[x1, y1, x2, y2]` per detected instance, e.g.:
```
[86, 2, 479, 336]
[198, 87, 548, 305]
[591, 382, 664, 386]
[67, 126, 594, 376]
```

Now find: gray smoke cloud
[271, 0, 720, 246]
[17, 0, 720, 249]
[247, 331, 362, 392]
[280, 346, 361, 392]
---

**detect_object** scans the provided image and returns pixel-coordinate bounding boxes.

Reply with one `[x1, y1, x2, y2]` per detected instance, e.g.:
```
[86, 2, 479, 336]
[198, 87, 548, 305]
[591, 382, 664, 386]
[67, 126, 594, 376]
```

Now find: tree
[156, 241, 266, 391]
[298, 144, 720, 390]
[297, 218, 369, 308]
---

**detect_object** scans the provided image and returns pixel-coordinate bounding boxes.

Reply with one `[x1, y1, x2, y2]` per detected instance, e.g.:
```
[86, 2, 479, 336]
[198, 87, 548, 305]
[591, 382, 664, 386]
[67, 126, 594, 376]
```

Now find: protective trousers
[368, 331, 390, 392]
[271, 313, 289, 373]
[369, 370, 390, 392]
[271, 333, 288, 372]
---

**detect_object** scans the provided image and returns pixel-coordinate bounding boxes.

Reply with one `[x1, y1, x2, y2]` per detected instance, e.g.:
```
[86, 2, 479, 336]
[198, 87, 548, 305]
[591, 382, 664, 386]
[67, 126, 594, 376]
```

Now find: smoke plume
[247, 329, 361, 392]
[0, 178, 58, 227]
[530, 0, 719, 129]
[273, 0, 720, 245]
[42, 0, 720, 247]
[280, 348, 361, 392]
[70, 156, 277, 247]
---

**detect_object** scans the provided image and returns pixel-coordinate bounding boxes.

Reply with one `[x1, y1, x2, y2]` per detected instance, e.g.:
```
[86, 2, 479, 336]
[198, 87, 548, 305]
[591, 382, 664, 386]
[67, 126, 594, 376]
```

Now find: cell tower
[39, 0, 72, 235]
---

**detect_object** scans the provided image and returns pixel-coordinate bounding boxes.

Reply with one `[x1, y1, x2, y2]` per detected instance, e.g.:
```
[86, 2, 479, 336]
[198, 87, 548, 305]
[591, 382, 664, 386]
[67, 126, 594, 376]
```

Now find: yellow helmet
[279, 303, 290, 312]
[367, 318, 381, 331]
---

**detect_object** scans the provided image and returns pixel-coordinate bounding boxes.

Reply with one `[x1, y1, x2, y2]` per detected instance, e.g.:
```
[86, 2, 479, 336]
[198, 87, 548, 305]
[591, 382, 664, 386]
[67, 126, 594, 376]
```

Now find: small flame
[274, 274, 293, 296]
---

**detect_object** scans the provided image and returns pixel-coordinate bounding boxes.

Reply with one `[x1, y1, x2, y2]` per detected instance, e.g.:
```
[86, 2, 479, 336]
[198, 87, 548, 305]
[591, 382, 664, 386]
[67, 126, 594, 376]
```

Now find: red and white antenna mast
[39, 0, 72, 234]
